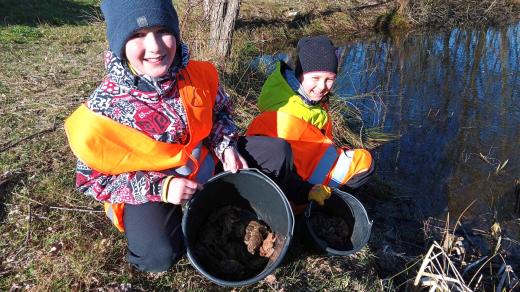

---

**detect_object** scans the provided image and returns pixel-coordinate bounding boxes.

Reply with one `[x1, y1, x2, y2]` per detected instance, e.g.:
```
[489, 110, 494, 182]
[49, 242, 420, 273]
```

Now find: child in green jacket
[248, 35, 374, 210]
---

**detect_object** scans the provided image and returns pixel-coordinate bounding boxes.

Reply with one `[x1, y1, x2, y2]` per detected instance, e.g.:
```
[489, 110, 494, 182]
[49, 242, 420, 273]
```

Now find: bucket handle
[183, 168, 276, 211]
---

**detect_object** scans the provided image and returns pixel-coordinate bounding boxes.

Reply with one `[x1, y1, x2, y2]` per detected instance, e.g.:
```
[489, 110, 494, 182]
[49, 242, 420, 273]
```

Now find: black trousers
[123, 136, 312, 272]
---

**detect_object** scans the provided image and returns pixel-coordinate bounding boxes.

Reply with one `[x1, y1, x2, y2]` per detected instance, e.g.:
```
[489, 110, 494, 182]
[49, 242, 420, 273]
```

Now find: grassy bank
[1, 0, 519, 290]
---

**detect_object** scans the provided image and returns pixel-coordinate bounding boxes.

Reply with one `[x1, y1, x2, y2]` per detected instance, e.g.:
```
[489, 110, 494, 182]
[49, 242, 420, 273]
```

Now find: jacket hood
[257, 61, 329, 130]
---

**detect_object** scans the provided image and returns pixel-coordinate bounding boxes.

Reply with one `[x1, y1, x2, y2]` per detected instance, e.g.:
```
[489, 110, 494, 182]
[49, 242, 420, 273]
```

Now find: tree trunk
[208, 0, 241, 60]
[395, 0, 408, 14]
[202, 0, 211, 21]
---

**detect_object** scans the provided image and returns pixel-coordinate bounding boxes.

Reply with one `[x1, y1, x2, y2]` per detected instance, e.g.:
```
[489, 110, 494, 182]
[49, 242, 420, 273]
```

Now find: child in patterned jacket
[65, 0, 313, 272]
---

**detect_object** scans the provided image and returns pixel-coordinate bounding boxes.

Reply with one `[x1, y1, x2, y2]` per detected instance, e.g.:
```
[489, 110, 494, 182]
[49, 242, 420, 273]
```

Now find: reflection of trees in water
[336, 23, 520, 224]
[448, 28, 487, 219]
[449, 26, 519, 225]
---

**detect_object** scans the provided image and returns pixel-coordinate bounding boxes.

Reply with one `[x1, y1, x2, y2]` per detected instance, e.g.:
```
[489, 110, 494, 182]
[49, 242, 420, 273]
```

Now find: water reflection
[336, 22, 520, 236]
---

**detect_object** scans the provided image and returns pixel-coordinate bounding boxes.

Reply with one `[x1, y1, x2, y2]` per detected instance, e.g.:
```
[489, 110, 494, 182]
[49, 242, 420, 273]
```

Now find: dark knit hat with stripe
[295, 35, 338, 77]
[101, 0, 180, 59]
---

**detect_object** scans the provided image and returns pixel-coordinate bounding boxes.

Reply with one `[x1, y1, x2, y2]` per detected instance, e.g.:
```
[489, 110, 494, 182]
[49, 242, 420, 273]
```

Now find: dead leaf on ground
[264, 274, 277, 285]
[48, 241, 64, 256]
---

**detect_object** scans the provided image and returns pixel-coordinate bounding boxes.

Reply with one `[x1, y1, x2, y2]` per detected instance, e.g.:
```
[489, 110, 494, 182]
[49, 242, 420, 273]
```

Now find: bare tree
[395, 0, 409, 14]
[203, 0, 211, 20]
[205, 0, 242, 60]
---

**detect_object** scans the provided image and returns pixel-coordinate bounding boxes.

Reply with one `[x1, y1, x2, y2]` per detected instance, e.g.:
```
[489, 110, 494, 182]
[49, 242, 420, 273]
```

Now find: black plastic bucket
[304, 189, 372, 256]
[182, 169, 294, 287]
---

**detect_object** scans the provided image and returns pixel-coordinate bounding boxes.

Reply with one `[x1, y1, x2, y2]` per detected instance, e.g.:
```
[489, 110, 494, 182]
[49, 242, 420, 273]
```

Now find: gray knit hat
[101, 0, 180, 59]
[295, 35, 338, 77]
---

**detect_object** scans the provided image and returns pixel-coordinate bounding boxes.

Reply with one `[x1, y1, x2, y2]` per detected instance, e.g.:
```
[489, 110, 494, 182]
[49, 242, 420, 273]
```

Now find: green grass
[0, 0, 100, 26]
[0, 26, 44, 44]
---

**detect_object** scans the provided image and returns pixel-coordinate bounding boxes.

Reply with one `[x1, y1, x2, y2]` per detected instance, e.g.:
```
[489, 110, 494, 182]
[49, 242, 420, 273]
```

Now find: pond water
[335, 22, 520, 239]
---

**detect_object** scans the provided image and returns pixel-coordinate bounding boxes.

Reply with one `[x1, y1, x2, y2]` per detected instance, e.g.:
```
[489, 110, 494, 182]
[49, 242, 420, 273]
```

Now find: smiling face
[124, 26, 177, 78]
[298, 71, 337, 102]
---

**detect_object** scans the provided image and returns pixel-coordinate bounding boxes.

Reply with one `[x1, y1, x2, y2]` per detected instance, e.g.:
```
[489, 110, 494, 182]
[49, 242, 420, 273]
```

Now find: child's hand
[222, 146, 249, 173]
[163, 178, 203, 205]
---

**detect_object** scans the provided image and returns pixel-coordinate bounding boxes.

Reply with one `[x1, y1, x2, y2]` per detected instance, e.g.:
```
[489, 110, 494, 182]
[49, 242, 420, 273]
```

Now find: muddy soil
[309, 211, 351, 249]
[193, 206, 276, 280]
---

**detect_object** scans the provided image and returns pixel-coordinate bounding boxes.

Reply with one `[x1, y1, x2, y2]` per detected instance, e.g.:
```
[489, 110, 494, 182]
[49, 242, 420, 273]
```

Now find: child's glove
[308, 184, 332, 206]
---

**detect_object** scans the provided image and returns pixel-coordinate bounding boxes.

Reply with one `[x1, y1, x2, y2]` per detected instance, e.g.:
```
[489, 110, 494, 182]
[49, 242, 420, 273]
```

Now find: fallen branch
[0, 171, 18, 188]
[0, 117, 57, 153]
[13, 192, 103, 213]
[347, 0, 394, 12]
[25, 204, 32, 245]
[48, 205, 104, 213]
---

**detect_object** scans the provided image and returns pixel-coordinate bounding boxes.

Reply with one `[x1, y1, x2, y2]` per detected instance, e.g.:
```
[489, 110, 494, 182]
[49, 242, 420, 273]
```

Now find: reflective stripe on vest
[328, 149, 355, 187]
[247, 111, 373, 188]
[307, 148, 373, 188]
[171, 142, 214, 179]
[180, 141, 217, 183]
[307, 145, 338, 185]
[328, 149, 372, 188]
[193, 145, 216, 183]
[154, 141, 216, 182]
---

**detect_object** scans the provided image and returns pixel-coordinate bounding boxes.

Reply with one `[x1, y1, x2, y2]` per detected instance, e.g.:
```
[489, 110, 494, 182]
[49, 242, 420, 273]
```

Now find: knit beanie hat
[101, 0, 180, 59]
[295, 35, 338, 77]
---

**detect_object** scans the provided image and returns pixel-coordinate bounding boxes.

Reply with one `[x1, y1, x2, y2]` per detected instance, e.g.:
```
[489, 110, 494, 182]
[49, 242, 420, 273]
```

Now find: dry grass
[2, 0, 518, 290]
[407, 0, 520, 28]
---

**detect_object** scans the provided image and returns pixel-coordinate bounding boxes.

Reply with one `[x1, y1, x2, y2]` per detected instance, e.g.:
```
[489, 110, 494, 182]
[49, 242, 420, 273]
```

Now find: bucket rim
[304, 189, 373, 256]
[181, 168, 295, 287]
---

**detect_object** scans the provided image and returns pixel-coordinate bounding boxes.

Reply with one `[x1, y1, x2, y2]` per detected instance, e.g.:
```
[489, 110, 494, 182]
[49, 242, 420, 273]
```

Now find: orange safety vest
[246, 111, 373, 188]
[65, 61, 218, 232]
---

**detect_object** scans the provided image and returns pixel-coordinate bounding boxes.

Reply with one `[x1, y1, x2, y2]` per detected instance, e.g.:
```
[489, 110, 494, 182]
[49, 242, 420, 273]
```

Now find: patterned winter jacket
[76, 44, 239, 205]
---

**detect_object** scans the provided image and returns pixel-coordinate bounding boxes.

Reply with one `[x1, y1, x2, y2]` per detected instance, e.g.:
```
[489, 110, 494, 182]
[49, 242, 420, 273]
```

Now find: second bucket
[304, 189, 372, 256]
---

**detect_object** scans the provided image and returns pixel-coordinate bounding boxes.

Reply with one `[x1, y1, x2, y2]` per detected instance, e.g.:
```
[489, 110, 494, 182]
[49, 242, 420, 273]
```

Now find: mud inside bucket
[304, 189, 372, 256]
[182, 169, 294, 287]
